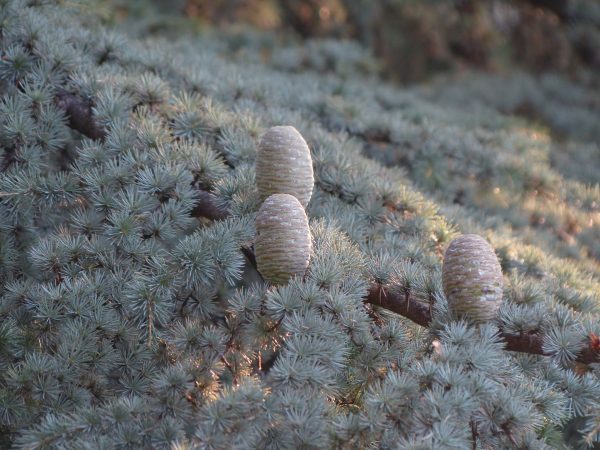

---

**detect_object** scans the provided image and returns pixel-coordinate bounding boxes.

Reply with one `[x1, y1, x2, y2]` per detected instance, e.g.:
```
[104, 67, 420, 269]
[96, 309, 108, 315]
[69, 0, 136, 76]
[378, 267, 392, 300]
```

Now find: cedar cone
[442, 234, 503, 323]
[255, 193, 312, 285]
[256, 125, 314, 208]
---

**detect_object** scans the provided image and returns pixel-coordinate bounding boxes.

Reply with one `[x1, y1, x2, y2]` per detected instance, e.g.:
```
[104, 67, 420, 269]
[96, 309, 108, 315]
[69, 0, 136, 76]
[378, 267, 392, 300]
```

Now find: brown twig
[470, 419, 478, 450]
[366, 284, 430, 327]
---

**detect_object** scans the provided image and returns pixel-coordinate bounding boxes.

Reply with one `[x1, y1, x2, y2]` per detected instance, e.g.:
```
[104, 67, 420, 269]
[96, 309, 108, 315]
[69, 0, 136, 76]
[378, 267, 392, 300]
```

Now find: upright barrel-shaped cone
[256, 125, 314, 208]
[442, 234, 503, 323]
[255, 194, 312, 285]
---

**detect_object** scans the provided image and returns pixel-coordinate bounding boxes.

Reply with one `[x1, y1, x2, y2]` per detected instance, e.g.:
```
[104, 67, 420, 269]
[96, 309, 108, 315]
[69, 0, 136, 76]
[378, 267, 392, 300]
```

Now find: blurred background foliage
[102, 0, 600, 83]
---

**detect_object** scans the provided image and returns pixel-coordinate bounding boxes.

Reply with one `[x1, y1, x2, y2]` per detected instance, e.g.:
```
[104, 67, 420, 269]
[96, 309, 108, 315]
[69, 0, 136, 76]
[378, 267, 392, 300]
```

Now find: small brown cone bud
[442, 234, 503, 323]
[255, 194, 312, 285]
[256, 125, 314, 208]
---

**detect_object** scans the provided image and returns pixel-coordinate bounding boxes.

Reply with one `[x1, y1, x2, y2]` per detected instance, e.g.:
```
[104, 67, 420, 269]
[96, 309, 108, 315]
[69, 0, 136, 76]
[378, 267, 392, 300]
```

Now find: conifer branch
[54, 92, 600, 366]
[190, 194, 600, 365]
[366, 283, 600, 365]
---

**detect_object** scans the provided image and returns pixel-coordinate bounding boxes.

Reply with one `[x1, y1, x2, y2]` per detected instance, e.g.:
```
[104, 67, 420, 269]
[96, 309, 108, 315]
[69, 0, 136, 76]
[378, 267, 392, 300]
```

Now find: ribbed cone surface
[256, 125, 314, 208]
[442, 234, 503, 323]
[255, 194, 312, 285]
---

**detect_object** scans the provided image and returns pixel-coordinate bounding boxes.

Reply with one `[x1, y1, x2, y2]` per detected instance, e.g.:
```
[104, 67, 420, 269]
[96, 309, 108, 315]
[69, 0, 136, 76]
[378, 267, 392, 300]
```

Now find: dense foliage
[110, 0, 600, 81]
[0, 1, 599, 448]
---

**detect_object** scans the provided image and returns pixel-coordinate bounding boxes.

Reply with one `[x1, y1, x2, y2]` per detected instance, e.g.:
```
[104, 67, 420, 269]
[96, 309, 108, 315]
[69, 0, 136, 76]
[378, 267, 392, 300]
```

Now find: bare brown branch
[366, 284, 431, 327]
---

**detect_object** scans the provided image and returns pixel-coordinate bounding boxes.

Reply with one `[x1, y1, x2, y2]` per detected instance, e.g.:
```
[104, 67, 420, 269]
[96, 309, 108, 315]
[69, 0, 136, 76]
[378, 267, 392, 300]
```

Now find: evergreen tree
[0, 1, 599, 448]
